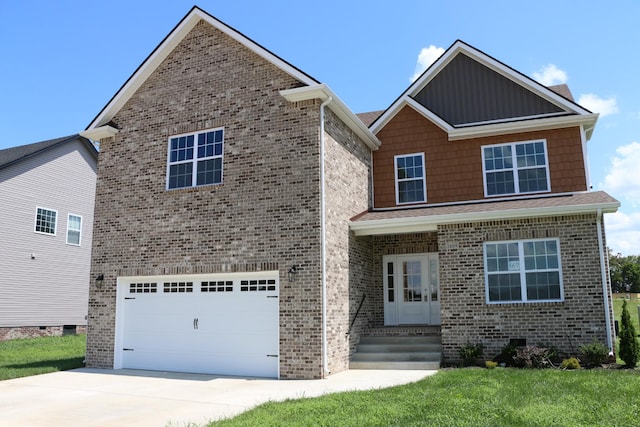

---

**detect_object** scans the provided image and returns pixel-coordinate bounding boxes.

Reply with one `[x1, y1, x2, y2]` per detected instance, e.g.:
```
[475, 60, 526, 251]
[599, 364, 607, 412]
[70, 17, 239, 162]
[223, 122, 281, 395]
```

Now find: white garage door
[116, 273, 279, 378]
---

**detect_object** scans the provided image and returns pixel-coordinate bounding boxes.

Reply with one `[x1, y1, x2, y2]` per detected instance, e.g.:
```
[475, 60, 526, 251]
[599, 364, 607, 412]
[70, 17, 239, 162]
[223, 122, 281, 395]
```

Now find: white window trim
[66, 213, 82, 246]
[165, 127, 225, 190]
[481, 139, 551, 197]
[394, 152, 427, 205]
[483, 237, 564, 304]
[34, 207, 58, 236]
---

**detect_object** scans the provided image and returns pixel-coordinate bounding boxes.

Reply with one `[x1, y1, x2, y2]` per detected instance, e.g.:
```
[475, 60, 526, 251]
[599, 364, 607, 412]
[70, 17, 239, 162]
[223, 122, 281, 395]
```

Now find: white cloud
[605, 210, 640, 256]
[410, 45, 445, 82]
[532, 64, 568, 86]
[601, 142, 640, 255]
[601, 142, 640, 207]
[577, 93, 618, 117]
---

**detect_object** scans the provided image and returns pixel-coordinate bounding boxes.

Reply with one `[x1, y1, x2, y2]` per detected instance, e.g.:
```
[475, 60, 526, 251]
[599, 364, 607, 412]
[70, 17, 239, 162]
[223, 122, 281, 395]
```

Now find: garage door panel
[118, 274, 279, 378]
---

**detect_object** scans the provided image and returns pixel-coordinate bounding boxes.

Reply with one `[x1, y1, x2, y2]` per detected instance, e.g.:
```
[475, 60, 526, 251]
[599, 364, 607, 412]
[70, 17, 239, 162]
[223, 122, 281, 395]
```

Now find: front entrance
[383, 253, 440, 325]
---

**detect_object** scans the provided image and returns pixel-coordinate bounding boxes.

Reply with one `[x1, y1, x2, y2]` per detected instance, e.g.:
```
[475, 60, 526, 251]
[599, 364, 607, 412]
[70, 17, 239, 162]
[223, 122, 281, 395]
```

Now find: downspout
[596, 208, 614, 352]
[320, 95, 332, 376]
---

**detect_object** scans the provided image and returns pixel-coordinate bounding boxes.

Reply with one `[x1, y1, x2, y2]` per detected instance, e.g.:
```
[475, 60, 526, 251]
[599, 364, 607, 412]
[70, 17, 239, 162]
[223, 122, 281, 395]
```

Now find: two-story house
[83, 6, 618, 379]
[0, 135, 97, 339]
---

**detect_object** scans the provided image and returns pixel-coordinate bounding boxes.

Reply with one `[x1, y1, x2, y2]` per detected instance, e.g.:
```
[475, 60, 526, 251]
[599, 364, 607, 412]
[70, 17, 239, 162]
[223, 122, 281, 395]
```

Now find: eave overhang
[80, 125, 119, 141]
[350, 192, 620, 236]
[280, 84, 381, 150]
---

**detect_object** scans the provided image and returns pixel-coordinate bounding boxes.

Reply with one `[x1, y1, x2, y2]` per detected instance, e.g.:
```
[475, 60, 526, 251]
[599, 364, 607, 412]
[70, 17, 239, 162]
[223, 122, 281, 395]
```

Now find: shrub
[619, 300, 640, 368]
[579, 341, 609, 366]
[485, 360, 498, 369]
[561, 357, 581, 370]
[513, 345, 554, 368]
[459, 342, 484, 366]
[494, 342, 518, 366]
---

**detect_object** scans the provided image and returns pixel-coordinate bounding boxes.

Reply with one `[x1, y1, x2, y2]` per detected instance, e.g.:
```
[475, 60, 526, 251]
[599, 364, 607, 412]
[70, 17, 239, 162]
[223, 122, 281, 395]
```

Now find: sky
[1, 1, 639, 255]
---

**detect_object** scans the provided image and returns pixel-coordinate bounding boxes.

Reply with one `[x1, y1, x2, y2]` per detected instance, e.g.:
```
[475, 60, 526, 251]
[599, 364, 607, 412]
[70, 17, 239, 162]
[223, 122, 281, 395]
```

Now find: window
[34, 207, 57, 235]
[395, 153, 426, 204]
[482, 140, 550, 196]
[484, 239, 563, 304]
[66, 214, 82, 245]
[167, 128, 224, 189]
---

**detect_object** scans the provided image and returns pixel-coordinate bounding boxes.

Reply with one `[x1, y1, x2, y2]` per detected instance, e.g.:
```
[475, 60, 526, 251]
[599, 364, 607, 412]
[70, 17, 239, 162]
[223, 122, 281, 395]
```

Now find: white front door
[384, 253, 440, 325]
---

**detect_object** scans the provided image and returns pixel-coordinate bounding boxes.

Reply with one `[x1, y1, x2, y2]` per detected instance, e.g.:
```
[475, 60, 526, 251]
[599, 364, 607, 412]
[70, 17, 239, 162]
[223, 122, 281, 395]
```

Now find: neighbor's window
[395, 153, 426, 204]
[484, 238, 563, 304]
[167, 128, 224, 189]
[66, 214, 82, 246]
[34, 207, 57, 235]
[482, 140, 550, 196]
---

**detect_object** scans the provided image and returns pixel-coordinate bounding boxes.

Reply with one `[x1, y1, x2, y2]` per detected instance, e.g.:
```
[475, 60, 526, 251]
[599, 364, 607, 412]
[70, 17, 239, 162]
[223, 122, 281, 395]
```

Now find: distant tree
[618, 300, 639, 368]
[609, 251, 640, 293]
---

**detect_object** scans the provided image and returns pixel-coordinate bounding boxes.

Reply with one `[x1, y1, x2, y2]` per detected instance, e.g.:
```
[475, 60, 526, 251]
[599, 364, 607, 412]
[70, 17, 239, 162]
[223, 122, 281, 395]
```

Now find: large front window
[482, 140, 550, 196]
[484, 239, 563, 303]
[167, 128, 224, 189]
[395, 153, 426, 204]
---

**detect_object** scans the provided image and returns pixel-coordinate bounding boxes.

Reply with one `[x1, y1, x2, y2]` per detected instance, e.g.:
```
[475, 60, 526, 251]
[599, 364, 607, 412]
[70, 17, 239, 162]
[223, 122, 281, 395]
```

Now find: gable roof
[87, 6, 319, 131]
[85, 6, 380, 149]
[0, 134, 97, 171]
[371, 40, 598, 141]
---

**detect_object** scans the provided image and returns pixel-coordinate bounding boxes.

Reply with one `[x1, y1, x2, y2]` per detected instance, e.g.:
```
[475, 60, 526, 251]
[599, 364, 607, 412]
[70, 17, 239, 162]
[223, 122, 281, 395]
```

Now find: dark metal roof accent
[413, 53, 566, 127]
[0, 134, 97, 171]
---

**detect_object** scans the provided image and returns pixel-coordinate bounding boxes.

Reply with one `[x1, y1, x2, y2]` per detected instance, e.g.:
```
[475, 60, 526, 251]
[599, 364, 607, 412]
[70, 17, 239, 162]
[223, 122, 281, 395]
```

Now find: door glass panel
[403, 260, 422, 302]
[430, 257, 438, 302]
[387, 262, 395, 302]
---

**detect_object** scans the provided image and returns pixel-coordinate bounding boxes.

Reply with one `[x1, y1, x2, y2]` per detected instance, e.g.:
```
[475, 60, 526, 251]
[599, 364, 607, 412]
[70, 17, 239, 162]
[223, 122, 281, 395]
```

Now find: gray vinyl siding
[0, 140, 96, 327]
[413, 53, 565, 126]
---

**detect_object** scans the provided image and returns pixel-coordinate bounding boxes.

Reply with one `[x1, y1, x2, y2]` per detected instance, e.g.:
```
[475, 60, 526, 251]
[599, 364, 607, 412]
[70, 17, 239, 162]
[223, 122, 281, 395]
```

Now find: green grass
[0, 334, 86, 380]
[209, 368, 640, 427]
[613, 295, 640, 334]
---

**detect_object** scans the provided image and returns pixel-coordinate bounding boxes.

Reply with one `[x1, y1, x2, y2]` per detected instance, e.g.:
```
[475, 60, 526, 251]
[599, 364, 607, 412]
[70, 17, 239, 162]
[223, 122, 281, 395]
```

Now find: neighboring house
[83, 6, 618, 379]
[0, 135, 97, 340]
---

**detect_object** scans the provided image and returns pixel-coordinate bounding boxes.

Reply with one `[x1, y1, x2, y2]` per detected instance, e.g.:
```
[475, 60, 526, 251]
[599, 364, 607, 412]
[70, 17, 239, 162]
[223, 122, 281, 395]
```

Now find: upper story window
[482, 140, 550, 197]
[167, 128, 224, 190]
[395, 153, 426, 205]
[484, 238, 563, 304]
[34, 207, 57, 235]
[66, 214, 82, 246]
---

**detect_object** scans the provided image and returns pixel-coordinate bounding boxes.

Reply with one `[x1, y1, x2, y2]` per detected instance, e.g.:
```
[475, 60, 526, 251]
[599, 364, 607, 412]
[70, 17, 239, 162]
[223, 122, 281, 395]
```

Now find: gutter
[320, 96, 332, 377]
[596, 209, 614, 352]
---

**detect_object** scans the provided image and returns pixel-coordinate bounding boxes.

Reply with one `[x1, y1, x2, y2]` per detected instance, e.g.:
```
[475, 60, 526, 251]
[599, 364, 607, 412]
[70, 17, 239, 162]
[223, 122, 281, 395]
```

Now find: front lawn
[613, 294, 640, 334]
[210, 368, 640, 426]
[0, 334, 86, 380]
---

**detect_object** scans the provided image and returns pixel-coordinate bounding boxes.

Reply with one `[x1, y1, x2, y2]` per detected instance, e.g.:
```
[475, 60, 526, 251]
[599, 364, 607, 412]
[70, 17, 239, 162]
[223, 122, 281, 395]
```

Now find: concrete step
[356, 343, 442, 353]
[350, 334, 442, 370]
[351, 352, 441, 362]
[358, 336, 441, 345]
[349, 360, 441, 370]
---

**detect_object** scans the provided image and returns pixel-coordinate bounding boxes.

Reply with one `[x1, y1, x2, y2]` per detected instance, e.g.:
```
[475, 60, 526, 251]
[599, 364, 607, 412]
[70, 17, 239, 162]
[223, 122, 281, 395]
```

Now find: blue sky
[1, 1, 639, 254]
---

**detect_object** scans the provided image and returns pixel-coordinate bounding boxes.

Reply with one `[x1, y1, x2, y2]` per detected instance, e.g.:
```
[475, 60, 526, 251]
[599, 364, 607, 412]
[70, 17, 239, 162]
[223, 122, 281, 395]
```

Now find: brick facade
[438, 214, 613, 363]
[86, 19, 373, 379]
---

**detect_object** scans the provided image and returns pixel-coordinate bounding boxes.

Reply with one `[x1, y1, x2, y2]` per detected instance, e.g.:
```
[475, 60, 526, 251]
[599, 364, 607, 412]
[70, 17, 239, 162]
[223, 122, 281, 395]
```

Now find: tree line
[609, 251, 640, 293]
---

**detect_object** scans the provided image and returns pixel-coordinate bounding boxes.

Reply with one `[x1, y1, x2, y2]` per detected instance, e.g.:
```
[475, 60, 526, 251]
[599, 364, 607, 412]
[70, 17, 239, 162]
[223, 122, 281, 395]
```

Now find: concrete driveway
[0, 368, 436, 426]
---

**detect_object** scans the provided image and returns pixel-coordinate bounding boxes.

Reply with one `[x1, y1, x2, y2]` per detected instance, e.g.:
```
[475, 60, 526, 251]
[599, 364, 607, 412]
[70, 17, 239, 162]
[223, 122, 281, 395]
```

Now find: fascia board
[447, 114, 599, 141]
[350, 200, 620, 236]
[80, 125, 119, 141]
[280, 84, 381, 150]
[87, 7, 318, 130]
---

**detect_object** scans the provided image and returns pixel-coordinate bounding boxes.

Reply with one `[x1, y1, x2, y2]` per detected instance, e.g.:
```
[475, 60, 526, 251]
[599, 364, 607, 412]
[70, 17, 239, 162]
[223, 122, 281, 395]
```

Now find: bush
[459, 342, 484, 366]
[579, 341, 609, 366]
[561, 357, 581, 370]
[485, 360, 498, 369]
[513, 345, 554, 368]
[494, 342, 518, 366]
[619, 300, 640, 368]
